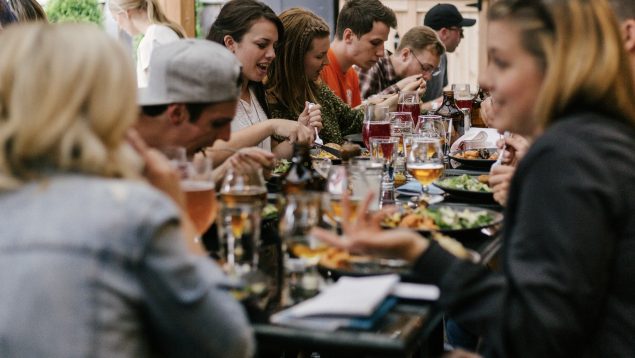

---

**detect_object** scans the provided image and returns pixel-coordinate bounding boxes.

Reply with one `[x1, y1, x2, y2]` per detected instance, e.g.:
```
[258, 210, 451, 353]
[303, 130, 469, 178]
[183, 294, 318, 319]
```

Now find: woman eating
[313, 0, 635, 356]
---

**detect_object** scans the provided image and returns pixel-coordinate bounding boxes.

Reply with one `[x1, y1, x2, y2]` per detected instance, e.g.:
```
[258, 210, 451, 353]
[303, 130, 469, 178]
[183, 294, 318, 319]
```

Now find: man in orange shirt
[320, 0, 396, 107]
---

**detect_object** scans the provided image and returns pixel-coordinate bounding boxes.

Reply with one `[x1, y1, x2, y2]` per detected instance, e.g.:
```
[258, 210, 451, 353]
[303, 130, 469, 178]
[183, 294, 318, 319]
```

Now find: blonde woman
[314, 0, 635, 356]
[0, 23, 253, 357]
[109, 0, 185, 87]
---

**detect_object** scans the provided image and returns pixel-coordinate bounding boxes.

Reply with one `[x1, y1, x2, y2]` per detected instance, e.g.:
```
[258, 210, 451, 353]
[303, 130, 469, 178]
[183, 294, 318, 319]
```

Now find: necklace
[238, 88, 261, 127]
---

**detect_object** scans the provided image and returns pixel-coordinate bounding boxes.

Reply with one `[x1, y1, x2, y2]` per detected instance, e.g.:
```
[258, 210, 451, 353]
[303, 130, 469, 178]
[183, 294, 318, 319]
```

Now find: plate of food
[310, 143, 342, 164]
[433, 174, 494, 201]
[449, 148, 499, 169]
[382, 203, 503, 240]
[318, 247, 412, 279]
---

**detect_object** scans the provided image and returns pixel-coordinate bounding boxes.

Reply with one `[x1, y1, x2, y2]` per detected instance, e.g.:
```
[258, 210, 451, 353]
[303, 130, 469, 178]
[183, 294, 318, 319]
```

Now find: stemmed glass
[217, 167, 267, 277]
[406, 137, 444, 199]
[417, 114, 451, 161]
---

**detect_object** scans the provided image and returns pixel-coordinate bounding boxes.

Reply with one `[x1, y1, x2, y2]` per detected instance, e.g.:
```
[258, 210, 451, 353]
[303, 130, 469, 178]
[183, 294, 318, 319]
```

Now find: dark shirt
[413, 112, 635, 357]
[422, 54, 447, 102]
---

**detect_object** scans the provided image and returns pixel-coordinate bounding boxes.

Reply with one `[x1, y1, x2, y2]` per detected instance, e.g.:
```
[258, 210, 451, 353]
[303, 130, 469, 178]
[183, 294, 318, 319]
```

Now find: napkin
[450, 128, 501, 152]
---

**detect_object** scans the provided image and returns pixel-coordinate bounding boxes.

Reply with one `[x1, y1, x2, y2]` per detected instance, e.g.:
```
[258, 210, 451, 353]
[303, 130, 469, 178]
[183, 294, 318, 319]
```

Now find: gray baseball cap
[139, 39, 242, 106]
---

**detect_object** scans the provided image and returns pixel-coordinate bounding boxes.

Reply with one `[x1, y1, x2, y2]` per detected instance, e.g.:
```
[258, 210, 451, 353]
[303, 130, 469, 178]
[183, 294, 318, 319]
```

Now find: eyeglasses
[408, 48, 440, 77]
[449, 27, 464, 38]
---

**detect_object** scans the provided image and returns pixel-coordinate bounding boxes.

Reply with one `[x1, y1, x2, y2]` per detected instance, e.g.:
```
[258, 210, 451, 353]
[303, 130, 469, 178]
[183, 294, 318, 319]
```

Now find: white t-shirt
[232, 88, 271, 151]
[137, 24, 180, 88]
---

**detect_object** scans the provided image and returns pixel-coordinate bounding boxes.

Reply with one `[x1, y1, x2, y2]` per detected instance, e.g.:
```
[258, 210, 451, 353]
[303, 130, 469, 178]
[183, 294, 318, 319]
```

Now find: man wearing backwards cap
[136, 38, 274, 180]
[423, 3, 476, 108]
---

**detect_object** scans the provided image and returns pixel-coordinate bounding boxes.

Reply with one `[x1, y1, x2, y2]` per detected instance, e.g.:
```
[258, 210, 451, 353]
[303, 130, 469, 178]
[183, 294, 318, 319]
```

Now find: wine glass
[406, 137, 444, 199]
[417, 115, 451, 160]
[217, 167, 267, 277]
[397, 90, 421, 128]
[452, 83, 472, 111]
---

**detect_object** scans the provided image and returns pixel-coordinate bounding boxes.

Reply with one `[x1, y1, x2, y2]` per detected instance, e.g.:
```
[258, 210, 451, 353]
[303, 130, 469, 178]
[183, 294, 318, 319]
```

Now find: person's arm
[139, 221, 254, 358]
[424, 141, 617, 357]
[320, 85, 364, 137]
[209, 119, 313, 164]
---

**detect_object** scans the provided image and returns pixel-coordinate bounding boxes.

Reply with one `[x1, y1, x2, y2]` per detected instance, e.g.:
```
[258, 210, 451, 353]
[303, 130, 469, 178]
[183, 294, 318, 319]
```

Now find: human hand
[396, 74, 426, 93]
[213, 147, 274, 183]
[126, 129, 185, 209]
[310, 193, 429, 263]
[497, 134, 530, 166]
[298, 102, 323, 130]
[271, 119, 315, 145]
[489, 164, 515, 206]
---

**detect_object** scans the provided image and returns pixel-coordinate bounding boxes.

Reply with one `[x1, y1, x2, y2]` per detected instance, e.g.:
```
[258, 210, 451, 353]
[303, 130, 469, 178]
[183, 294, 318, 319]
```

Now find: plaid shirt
[356, 50, 400, 100]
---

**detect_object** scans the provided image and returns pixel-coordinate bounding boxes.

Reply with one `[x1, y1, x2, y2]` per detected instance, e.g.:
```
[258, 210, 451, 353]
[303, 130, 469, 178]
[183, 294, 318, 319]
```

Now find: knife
[313, 143, 341, 158]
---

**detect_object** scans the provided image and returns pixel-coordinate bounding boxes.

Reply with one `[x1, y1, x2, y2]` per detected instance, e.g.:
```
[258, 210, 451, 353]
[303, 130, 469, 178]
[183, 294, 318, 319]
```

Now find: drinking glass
[417, 115, 451, 160]
[326, 165, 361, 223]
[389, 112, 413, 156]
[362, 104, 391, 149]
[279, 193, 324, 265]
[312, 157, 332, 179]
[181, 154, 217, 235]
[397, 90, 421, 128]
[369, 136, 399, 166]
[217, 167, 267, 277]
[406, 137, 444, 197]
[452, 83, 473, 111]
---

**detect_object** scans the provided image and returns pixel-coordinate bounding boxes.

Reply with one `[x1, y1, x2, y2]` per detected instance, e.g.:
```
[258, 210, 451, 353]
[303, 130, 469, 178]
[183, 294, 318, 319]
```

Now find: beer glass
[181, 154, 217, 235]
[452, 83, 472, 110]
[406, 137, 444, 197]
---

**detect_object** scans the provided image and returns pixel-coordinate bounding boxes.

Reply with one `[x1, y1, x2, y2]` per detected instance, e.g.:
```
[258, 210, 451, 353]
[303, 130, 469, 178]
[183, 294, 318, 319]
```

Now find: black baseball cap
[424, 4, 476, 30]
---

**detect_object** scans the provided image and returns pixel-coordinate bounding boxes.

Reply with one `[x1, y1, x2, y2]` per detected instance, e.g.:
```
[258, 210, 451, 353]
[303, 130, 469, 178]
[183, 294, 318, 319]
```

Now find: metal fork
[491, 131, 510, 168]
[307, 101, 323, 145]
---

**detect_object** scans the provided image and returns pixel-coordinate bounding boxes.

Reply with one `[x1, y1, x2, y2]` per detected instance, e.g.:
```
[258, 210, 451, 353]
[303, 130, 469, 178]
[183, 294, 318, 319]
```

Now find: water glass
[217, 167, 267, 277]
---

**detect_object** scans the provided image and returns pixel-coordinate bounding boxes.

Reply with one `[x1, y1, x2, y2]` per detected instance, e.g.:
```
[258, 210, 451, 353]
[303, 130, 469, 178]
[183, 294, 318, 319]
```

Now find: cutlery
[307, 101, 323, 146]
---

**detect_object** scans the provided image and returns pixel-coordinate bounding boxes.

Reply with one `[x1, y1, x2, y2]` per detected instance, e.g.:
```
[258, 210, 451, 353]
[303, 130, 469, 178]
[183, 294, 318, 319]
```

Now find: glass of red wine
[452, 84, 472, 111]
[397, 90, 421, 128]
[362, 105, 390, 149]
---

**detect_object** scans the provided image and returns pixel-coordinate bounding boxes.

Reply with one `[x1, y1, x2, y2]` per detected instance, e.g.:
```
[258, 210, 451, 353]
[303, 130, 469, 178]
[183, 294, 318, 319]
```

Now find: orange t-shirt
[320, 48, 362, 107]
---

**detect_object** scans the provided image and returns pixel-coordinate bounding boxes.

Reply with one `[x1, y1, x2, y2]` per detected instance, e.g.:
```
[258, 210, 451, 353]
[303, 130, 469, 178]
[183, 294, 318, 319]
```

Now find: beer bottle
[434, 90, 465, 146]
[470, 88, 487, 127]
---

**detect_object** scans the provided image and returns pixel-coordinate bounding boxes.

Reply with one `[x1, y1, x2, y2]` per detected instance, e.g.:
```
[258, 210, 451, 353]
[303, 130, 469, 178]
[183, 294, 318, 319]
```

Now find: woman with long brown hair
[314, 0, 635, 356]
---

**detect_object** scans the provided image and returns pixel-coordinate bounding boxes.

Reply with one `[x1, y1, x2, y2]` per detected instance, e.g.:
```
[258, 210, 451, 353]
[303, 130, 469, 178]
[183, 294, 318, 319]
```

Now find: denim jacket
[0, 175, 254, 357]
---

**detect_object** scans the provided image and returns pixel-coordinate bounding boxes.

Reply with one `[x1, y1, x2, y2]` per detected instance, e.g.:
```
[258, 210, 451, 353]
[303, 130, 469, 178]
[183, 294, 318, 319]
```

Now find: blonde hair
[489, 0, 635, 128]
[109, 0, 185, 38]
[0, 23, 142, 190]
[267, 7, 330, 116]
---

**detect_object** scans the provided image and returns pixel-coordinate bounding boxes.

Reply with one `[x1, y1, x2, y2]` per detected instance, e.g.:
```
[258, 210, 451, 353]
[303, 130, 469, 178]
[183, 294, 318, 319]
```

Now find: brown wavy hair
[266, 7, 330, 116]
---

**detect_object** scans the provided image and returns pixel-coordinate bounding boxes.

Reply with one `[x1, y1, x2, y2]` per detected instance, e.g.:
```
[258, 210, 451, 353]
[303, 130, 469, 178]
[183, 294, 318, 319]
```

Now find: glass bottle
[434, 90, 465, 147]
[283, 143, 314, 195]
[470, 88, 488, 128]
